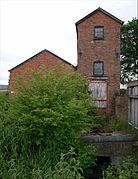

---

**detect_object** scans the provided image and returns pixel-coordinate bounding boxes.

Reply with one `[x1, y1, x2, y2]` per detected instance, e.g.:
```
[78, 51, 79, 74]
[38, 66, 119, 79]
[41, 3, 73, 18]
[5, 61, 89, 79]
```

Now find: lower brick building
[9, 49, 74, 93]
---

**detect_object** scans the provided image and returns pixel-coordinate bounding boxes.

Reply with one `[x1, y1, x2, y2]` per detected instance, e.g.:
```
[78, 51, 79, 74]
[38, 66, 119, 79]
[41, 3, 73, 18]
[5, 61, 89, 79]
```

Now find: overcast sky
[0, 0, 137, 85]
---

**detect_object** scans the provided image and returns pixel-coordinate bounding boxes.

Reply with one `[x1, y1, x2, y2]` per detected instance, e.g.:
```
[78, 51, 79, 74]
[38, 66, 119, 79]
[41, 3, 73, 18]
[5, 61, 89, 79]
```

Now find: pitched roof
[76, 7, 124, 26]
[9, 49, 75, 72]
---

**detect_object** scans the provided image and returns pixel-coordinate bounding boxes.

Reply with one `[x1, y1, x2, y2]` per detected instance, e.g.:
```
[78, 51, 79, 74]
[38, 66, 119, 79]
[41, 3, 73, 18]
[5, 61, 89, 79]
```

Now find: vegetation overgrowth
[0, 68, 137, 178]
[103, 156, 138, 179]
[0, 69, 97, 178]
[95, 115, 137, 135]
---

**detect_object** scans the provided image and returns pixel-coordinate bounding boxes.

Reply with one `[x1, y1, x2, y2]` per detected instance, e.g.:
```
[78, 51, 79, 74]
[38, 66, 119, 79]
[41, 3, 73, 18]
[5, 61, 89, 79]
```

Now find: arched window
[93, 61, 104, 76]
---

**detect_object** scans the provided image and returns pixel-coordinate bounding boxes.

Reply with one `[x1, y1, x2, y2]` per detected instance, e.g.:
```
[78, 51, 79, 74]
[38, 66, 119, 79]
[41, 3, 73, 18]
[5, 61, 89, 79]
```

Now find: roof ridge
[9, 49, 75, 72]
[76, 7, 124, 26]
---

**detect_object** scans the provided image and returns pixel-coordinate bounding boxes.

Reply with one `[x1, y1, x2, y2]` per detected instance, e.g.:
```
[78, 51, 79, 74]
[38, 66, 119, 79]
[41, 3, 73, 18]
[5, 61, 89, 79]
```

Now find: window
[94, 26, 104, 39]
[93, 61, 104, 76]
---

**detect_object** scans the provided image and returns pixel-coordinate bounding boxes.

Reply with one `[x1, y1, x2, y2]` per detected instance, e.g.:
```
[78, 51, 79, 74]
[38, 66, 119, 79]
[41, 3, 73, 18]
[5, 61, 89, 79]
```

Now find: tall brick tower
[76, 7, 123, 116]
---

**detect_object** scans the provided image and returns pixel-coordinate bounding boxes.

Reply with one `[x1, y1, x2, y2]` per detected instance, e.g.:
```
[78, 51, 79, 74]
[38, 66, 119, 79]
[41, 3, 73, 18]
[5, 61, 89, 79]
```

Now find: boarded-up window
[89, 81, 107, 108]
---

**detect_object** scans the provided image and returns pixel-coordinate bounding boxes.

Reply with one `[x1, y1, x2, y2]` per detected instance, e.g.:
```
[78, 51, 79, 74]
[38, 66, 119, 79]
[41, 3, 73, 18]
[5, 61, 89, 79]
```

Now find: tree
[121, 18, 138, 84]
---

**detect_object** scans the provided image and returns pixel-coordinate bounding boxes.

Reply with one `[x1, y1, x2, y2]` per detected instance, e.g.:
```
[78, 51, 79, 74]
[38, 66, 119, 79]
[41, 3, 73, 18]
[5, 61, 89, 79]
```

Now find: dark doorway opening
[88, 156, 111, 179]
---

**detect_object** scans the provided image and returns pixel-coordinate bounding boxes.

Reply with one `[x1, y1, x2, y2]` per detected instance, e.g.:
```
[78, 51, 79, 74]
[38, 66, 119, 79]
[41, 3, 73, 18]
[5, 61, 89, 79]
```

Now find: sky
[0, 0, 137, 85]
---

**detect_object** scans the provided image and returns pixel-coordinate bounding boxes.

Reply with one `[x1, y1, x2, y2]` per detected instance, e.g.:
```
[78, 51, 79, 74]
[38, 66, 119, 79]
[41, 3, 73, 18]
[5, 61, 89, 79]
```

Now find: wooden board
[89, 81, 107, 108]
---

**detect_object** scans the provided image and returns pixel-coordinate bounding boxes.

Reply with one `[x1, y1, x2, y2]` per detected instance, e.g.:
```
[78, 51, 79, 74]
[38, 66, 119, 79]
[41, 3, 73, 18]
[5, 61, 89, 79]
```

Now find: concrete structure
[81, 134, 138, 166]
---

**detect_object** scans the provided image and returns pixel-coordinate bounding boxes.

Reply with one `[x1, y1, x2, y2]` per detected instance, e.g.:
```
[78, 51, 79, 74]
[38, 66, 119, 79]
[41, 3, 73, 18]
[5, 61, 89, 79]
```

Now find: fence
[128, 80, 138, 129]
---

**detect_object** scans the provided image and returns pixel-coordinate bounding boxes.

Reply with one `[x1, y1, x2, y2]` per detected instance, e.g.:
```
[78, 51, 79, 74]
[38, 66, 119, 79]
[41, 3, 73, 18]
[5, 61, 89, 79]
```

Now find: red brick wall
[9, 51, 73, 92]
[115, 92, 128, 120]
[76, 11, 122, 116]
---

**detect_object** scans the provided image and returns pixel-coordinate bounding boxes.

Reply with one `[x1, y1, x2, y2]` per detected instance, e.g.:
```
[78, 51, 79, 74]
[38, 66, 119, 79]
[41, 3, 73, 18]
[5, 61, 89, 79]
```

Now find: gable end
[9, 49, 75, 72]
[76, 7, 124, 26]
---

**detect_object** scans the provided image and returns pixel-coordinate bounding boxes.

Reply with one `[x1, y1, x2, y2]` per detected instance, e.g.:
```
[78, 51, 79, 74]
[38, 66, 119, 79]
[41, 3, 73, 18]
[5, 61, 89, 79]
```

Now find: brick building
[9, 7, 123, 116]
[9, 49, 74, 93]
[76, 7, 123, 116]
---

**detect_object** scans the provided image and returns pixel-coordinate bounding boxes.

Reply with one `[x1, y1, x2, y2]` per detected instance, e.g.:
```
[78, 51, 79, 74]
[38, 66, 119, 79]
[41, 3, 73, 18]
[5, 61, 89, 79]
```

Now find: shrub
[0, 68, 97, 177]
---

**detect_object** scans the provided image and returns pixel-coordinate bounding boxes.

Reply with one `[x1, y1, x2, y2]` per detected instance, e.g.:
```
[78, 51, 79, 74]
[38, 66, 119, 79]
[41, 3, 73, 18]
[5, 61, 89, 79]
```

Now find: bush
[103, 156, 138, 179]
[0, 68, 97, 177]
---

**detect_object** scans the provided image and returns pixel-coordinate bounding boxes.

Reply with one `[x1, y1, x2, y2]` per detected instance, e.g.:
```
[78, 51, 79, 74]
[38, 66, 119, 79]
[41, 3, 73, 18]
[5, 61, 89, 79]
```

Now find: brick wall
[76, 10, 122, 116]
[9, 50, 73, 93]
[115, 92, 128, 120]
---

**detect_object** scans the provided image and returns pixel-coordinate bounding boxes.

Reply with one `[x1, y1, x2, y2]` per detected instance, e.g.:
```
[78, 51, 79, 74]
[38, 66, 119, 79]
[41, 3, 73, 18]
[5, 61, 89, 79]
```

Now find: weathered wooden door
[89, 81, 107, 108]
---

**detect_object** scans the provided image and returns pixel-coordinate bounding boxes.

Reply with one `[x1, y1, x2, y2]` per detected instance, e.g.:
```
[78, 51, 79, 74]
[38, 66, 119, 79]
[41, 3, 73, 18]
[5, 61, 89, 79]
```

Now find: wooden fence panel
[128, 81, 138, 129]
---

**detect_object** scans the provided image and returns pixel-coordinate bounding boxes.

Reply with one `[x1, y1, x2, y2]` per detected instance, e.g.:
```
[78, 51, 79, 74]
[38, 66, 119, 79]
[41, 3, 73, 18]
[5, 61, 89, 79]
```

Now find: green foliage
[103, 156, 138, 179]
[0, 147, 85, 178]
[46, 147, 85, 179]
[119, 89, 126, 96]
[0, 92, 9, 121]
[121, 18, 138, 84]
[8, 69, 96, 151]
[99, 116, 136, 134]
[0, 69, 97, 178]
[133, 141, 138, 147]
